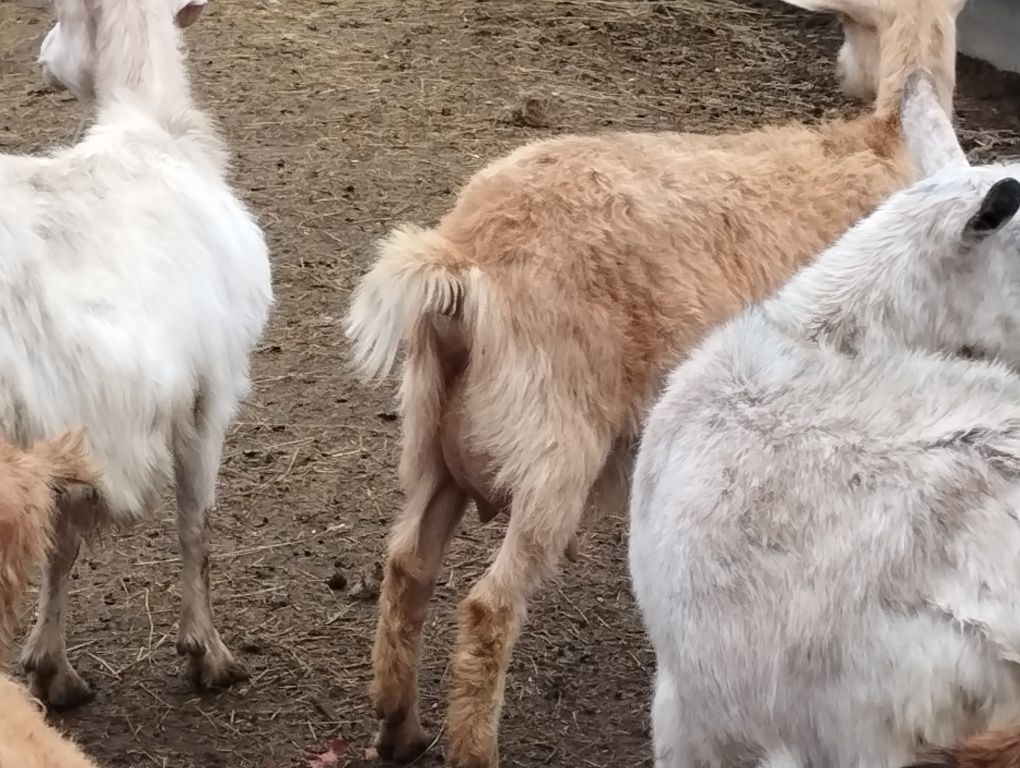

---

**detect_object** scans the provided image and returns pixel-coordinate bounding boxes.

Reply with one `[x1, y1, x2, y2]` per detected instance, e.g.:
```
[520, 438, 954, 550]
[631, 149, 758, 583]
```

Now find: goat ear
[174, 0, 206, 28]
[900, 70, 967, 177]
[965, 179, 1020, 239]
[779, 0, 883, 27]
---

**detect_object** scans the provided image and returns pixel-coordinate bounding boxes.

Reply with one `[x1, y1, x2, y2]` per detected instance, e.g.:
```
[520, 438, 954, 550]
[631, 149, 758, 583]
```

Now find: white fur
[7, 0, 272, 705]
[900, 74, 969, 176]
[38, 0, 207, 101]
[629, 77, 1020, 768]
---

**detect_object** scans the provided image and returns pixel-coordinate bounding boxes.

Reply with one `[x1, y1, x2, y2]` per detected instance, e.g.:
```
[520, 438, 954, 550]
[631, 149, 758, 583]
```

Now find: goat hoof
[186, 653, 250, 690]
[29, 669, 96, 710]
[177, 631, 250, 690]
[175, 634, 206, 658]
[374, 720, 431, 763]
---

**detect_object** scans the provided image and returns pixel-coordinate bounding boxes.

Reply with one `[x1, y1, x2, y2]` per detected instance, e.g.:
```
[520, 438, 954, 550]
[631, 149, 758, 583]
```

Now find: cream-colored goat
[0, 679, 100, 768]
[344, 1, 965, 765]
[0, 432, 100, 768]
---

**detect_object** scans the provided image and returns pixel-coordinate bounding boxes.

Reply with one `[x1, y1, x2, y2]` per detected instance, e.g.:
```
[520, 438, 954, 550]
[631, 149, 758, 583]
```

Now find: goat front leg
[21, 504, 93, 709]
[446, 440, 606, 768]
[173, 423, 248, 690]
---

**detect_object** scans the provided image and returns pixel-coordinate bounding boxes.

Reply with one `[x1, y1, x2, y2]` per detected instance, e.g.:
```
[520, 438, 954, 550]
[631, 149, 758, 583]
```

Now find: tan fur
[0, 676, 100, 768]
[345, 2, 962, 765]
[785, 0, 961, 114]
[0, 431, 98, 661]
[905, 728, 1020, 768]
[0, 431, 101, 768]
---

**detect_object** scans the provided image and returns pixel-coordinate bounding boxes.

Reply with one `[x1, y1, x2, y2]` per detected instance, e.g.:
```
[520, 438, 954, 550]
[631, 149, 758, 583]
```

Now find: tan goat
[0, 431, 100, 768]
[344, 1, 966, 765]
[0, 675, 100, 768]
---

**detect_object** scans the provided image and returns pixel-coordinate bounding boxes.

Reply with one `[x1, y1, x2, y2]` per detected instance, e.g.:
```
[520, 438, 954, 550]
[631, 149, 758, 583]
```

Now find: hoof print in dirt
[349, 561, 383, 601]
[349, 574, 380, 601]
[237, 637, 267, 655]
[497, 96, 555, 129]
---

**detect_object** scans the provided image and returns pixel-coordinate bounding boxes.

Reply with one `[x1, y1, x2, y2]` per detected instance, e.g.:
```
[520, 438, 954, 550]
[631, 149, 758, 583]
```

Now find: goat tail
[345, 224, 472, 383]
[903, 728, 1020, 768]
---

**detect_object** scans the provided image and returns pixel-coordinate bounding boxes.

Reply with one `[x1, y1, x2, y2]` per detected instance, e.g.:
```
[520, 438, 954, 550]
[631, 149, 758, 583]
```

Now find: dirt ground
[0, 1, 1018, 767]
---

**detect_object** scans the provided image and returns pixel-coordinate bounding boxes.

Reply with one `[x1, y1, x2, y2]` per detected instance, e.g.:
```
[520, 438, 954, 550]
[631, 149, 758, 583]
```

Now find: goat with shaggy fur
[0, 432, 100, 768]
[0, 432, 99, 766]
[0, 679, 100, 768]
[6, 0, 273, 708]
[344, 0, 965, 765]
[0, 432, 97, 663]
[630, 73, 1020, 768]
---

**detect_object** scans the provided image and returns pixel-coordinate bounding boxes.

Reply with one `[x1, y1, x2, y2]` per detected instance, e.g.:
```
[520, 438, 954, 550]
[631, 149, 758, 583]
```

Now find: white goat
[3, 0, 273, 707]
[629, 72, 1020, 768]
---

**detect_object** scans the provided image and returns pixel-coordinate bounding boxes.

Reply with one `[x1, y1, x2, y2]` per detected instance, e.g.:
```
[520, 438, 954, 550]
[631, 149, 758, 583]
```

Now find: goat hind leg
[446, 439, 607, 768]
[372, 465, 467, 763]
[651, 667, 718, 768]
[21, 503, 93, 709]
[173, 420, 247, 690]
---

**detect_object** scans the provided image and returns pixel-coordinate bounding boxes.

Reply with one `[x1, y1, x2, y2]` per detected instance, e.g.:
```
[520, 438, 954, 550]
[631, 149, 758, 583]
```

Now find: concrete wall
[958, 0, 1020, 74]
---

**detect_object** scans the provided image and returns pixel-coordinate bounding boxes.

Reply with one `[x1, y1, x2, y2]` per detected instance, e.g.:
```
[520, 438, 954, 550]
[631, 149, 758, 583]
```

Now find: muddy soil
[0, 1, 1018, 767]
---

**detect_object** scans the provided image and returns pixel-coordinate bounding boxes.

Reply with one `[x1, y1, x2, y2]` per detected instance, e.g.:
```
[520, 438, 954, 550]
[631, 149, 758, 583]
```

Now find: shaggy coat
[345, 1, 965, 765]
[0, 432, 97, 660]
[629, 75, 1020, 768]
[0, 432, 100, 768]
[0, 677, 101, 768]
[7, 0, 273, 707]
